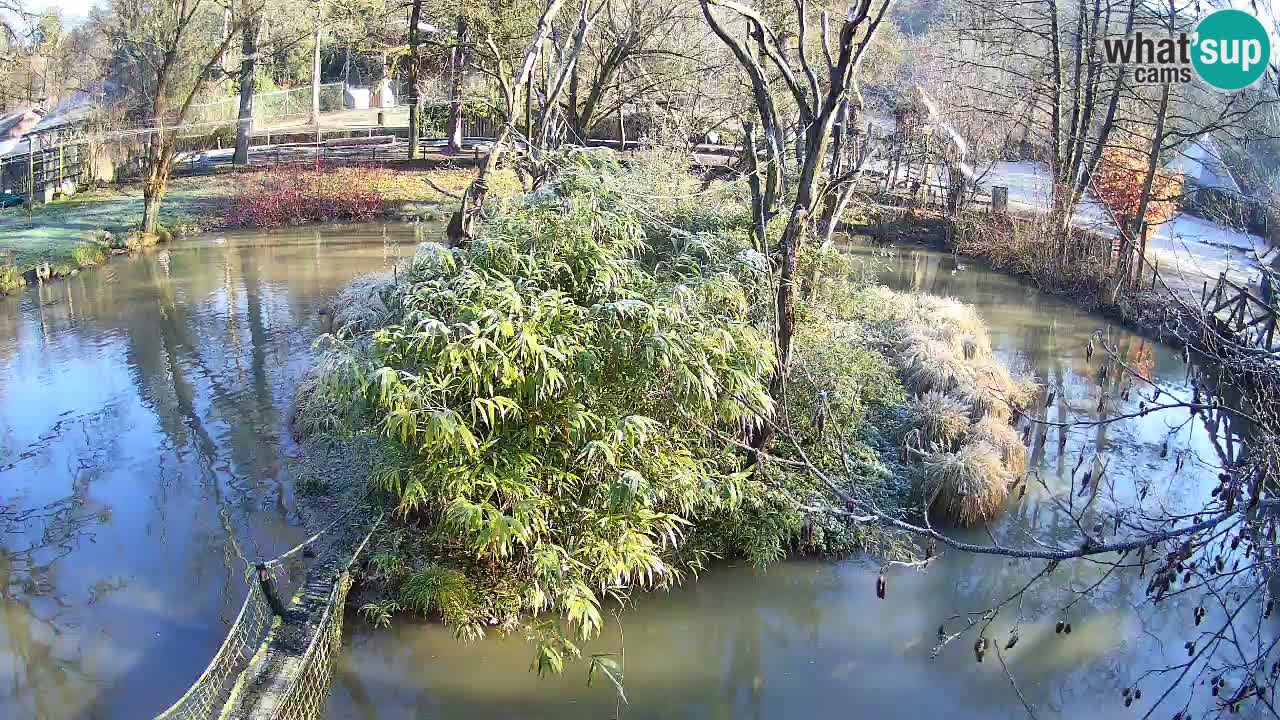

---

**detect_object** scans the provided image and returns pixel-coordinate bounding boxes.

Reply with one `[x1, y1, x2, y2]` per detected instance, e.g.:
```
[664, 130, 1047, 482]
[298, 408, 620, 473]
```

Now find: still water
[0, 230, 1242, 720]
[326, 243, 1240, 720]
[0, 224, 423, 719]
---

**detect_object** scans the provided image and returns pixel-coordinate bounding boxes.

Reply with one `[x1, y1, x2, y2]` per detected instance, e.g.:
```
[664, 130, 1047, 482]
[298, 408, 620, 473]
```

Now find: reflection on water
[327, 243, 1244, 720]
[0, 223, 429, 720]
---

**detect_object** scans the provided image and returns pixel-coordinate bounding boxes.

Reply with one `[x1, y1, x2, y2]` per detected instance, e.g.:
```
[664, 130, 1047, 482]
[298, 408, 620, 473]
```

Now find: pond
[0, 230, 1243, 720]
[0, 223, 424, 720]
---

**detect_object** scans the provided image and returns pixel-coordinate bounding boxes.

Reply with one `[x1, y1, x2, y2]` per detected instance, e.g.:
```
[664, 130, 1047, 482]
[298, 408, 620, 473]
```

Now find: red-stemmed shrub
[224, 166, 390, 227]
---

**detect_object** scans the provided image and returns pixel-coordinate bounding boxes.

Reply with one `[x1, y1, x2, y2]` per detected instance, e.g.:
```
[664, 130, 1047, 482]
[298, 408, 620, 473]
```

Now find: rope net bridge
[153, 510, 382, 720]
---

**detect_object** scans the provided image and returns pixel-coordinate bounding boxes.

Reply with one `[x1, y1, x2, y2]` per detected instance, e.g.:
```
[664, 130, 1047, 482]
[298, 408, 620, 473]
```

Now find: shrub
[905, 390, 971, 451]
[223, 167, 388, 227]
[921, 441, 1011, 526]
[1094, 146, 1184, 230]
[0, 264, 24, 294]
[951, 215, 1116, 298]
[315, 150, 778, 653]
[70, 241, 106, 268]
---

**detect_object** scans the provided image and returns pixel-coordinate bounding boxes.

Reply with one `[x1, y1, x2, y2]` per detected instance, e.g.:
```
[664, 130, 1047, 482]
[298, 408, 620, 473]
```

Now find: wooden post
[256, 563, 288, 616]
[618, 104, 626, 150]
[27, 136, 35, 206]
[991, 186, 1008, 215]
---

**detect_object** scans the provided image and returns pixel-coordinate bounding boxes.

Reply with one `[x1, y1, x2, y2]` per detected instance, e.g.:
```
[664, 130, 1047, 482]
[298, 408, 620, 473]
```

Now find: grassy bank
[0, 166, 516, 295]
[0, 176, 226, 291]
[291, 149, 1035, 668]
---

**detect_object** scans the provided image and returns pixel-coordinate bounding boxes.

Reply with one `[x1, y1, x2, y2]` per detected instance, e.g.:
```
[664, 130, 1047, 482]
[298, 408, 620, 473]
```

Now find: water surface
[0, 223, 425, 719]
[0, 230, 1249, 720]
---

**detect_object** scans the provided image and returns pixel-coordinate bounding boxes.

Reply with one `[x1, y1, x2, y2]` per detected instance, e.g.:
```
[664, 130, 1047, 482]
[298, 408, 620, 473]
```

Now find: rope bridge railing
[250, 516, 379, 720]
[153, 583, 275, 720]
[1202, 271, 1280, 351]
[267, 572, 353, 720]
[153, 503, 381, 720]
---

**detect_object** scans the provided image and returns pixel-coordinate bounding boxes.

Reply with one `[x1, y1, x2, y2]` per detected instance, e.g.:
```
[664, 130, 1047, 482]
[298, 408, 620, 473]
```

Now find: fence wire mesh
[268, 572, 354, 720]
[189, 84, 347, 126]
[152, 511, 380, 720]
[153, 582, 274, 720]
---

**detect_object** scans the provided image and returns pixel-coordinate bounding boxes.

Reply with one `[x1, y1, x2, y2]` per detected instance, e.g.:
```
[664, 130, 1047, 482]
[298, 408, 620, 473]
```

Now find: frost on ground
[976, 161, 1268, 302]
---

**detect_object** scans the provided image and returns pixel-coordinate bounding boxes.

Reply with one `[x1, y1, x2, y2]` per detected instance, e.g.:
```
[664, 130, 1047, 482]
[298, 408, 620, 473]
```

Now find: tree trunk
[446, 16, 467, 153]
[407, 0, 423, 159]
[1113, 83, 1171, 303]
[142, 134, 171, 234]
[234, 16, 261, 167]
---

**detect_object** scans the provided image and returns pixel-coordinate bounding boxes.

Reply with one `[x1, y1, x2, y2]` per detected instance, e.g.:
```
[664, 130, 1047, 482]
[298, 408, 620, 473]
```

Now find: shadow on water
[325, 242, 1252, 720]
[0, 222, 434, 720]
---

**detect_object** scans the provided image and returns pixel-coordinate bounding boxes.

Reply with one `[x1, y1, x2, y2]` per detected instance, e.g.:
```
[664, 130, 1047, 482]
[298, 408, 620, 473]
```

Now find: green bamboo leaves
[344, 153, 776, 648]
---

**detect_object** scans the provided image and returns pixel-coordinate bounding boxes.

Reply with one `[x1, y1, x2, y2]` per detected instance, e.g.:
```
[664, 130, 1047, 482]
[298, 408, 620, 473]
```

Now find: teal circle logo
[1192, 9, 1271, 90]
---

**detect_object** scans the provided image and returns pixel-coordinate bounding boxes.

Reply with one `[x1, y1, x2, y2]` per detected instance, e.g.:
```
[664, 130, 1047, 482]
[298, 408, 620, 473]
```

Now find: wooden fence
[1202, 273, 1279, 350]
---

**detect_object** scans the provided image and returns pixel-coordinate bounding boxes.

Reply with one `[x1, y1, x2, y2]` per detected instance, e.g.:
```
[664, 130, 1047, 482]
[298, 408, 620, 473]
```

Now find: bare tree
[108, 0, 257, 233]
[447, 0, 591, 243]
[701, 0, 895, 445]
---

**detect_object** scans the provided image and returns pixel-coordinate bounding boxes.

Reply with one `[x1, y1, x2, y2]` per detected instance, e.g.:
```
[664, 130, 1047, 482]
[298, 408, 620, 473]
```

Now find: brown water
[325, 243, 1246, 720]
[0, 223, 426, 720]
[0, 232, 1248, 720]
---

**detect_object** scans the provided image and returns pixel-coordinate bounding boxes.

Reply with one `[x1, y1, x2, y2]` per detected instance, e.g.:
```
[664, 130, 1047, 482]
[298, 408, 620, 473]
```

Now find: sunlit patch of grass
[970, 415, 1028, 479]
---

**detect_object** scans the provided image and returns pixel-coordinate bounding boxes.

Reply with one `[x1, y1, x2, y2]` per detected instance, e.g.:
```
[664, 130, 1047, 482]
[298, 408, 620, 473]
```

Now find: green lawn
[0, 166, 473, 294]
[0, 177, 234, 275]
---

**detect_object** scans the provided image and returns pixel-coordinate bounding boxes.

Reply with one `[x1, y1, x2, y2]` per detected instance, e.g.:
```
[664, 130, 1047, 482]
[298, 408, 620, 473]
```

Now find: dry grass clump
[905, 391, 971, 451]
[921, 442, 1012, 526]
[884, 288, 1037, 527]
[909, 295, 991, 361]
[970, 415, 1028, 478]
[955, 362, 1021, 421]
[897, 334, 974, 393]
[863, 285, 917, 322]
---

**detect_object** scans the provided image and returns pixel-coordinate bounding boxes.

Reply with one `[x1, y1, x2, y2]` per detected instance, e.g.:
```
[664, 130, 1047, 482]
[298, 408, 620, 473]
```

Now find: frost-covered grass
[865, 286, 1036, 526]
[0, 167, 517, 286]
[0, 176, 224, 277]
